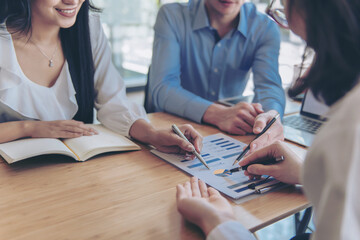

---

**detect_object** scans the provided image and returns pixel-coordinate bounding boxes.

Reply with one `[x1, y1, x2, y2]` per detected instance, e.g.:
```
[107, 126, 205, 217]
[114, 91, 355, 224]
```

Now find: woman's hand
[150, 124, 203, 154]
[176, 177, 236, 236]
[129, 120, 203, 154]
[25, 120, 98, 139]
[240, 141, 303, 184]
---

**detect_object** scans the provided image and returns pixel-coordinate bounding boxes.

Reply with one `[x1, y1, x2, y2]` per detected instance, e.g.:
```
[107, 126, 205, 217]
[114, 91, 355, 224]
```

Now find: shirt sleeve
[251, 21, 285, 117]
[207, 221, 256, 240]
[89, 15, 148, 137]
[149, 6, 213, 123]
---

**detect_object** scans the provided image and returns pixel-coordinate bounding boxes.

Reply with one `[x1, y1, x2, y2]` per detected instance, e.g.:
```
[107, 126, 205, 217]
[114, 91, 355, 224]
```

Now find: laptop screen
[301, 90, 330, 120]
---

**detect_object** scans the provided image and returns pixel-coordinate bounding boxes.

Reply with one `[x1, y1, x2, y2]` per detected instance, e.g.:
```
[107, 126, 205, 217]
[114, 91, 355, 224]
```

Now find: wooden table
[0, 113, 310, 240]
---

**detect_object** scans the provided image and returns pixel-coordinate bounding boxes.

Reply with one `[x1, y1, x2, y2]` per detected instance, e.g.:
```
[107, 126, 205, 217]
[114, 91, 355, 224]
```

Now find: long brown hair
[287, 0, 360, 106]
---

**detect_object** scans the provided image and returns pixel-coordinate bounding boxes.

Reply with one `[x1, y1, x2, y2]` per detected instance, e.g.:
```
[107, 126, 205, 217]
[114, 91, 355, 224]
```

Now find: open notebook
[0, 124, 140, 164]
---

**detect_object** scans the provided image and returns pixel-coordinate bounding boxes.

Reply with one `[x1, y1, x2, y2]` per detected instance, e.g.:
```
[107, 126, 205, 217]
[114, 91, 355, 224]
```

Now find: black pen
[225, 156, 284, 174]
[232, 113, 280, 166]
[172, 124, 210, 170]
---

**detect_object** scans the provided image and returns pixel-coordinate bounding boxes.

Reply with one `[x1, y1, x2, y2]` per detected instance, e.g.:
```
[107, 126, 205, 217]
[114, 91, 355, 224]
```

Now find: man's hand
[202, 102, 264, 135]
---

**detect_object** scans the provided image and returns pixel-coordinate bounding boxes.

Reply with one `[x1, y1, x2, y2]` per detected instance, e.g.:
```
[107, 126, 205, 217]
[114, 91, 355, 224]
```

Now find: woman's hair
[0, 0, 101, 123]
[287, 0, 360, 106]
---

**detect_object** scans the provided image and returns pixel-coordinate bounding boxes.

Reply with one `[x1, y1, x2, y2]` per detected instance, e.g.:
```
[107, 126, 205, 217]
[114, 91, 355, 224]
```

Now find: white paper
[151, 133, 280, 199]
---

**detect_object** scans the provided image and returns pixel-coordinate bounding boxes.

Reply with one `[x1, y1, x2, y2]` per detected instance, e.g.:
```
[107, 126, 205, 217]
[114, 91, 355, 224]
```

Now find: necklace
[30, 40, 59, 68]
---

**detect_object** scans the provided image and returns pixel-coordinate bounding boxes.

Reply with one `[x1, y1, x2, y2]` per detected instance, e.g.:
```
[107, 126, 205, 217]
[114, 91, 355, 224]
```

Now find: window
[93, 0, 306, 90]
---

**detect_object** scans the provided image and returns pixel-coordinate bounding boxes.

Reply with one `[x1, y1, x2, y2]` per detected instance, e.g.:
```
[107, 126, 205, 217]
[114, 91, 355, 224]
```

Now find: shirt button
[211, 91, 216, 96]
[214, 68, 218, 73]
[218, 43, 222, 47]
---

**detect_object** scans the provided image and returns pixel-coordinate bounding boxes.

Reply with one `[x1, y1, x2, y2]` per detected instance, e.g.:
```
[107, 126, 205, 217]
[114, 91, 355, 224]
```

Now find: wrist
[202, 104, 227, 126]
[129, 119, 157, 144]
[22, 121, 35, 138]
[200, 212, 236, 236]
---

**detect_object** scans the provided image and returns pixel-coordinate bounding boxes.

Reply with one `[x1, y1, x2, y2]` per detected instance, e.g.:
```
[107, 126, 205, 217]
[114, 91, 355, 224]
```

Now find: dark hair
[287, 0, 360, 106]
[0, 0, 101, 123]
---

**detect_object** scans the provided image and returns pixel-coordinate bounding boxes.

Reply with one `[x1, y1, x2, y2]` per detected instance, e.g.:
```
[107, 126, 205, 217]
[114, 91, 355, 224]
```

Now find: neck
[28, 14, 60, 45]
[204, 5, 240, 38]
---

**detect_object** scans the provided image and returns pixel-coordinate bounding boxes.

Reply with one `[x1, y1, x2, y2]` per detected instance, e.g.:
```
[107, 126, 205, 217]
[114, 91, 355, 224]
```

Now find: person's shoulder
[88, 13, 103, 47]
[157, 1, 189, 22]
[242, 2, 278, 32]
[88, 12, 101, 30]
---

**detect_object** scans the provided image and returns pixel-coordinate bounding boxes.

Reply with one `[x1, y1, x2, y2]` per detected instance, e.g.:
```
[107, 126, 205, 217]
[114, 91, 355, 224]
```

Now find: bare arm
[0, 120, 97, 144]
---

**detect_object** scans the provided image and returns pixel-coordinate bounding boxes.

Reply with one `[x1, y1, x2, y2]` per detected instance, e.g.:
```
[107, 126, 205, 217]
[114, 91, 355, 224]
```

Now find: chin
[59, 20, 77, 29]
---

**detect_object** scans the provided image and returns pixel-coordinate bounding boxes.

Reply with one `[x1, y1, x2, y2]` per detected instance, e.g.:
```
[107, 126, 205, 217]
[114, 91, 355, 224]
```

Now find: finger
[252, 103, 264, 114]
[234, 118, 253, 134]
[227, 126, 247, 136]
[235, 108, 257, 126]
[58, 132, 84, 139]
[208, 187, 221, 197]
[234, 102, 258, 118]
[239, 144, 277, 167]
[183, 181, 192, 197]
[156, 145, 182, 154]
[246, 164, 279, 177]
[191, 177, 201, 197]
[181, 125, 203, 153]
[199, 180, 209, 198]
[168, 132, 194, 152]
[176, 184, 186, 201]
[247, 134, 271, 154]
[253, 114, 269, 134]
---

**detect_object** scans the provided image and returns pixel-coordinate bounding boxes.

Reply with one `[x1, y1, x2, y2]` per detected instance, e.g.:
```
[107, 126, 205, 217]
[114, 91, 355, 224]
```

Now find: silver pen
[171, 124, 210, 170]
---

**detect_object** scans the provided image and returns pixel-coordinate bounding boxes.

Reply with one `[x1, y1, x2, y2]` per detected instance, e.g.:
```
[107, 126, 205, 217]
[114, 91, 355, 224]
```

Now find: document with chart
[151, 133, 281, 199]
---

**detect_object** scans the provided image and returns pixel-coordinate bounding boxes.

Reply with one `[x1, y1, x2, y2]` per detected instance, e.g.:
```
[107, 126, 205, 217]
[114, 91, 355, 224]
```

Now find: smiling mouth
[55, 8, 76, 14]
[219, 0, 234, 3]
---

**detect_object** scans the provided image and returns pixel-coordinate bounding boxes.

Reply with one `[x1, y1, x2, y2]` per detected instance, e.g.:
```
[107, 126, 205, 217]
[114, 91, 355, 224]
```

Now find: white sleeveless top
[0, 14, 147, 136]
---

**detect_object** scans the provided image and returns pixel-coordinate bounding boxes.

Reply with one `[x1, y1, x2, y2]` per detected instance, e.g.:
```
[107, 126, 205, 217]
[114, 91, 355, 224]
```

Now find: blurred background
[92, 0, 307, 90]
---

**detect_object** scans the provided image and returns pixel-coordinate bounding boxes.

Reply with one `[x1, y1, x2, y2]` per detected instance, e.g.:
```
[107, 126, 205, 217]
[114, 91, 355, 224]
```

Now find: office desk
[0, 113, 309, 240]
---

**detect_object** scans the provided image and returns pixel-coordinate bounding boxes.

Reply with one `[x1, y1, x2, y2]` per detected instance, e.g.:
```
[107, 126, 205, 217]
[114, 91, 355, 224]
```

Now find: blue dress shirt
[149, 0, 285, 123]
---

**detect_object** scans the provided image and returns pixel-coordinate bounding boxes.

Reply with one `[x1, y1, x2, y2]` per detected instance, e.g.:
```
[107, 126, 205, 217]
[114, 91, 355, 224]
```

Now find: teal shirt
[149, 0, 285, 123]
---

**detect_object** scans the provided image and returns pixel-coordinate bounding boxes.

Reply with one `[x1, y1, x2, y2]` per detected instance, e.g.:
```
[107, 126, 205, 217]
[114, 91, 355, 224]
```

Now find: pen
[171, 124, 210, 170]
[232, 113, 280, 166]
[225, 156, 284, 174]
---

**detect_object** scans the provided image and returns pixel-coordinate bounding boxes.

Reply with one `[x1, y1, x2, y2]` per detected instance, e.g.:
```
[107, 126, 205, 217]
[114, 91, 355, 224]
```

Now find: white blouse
[207, 82, 360, 240]
[0, 14, 147, 136]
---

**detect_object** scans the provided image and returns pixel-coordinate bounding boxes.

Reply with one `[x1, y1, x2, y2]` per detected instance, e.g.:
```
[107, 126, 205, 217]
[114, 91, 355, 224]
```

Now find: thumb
[253, 115, 268, 134]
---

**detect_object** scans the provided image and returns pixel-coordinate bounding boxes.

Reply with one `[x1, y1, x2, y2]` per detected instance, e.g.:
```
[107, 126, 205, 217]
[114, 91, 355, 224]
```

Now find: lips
[55, 8, 77, 17]
[219, 0, 235, 3]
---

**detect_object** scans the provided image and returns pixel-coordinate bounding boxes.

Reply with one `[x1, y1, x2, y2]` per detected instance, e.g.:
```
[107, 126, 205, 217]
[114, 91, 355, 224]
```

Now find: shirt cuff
[183, 97, 212, 123]
[207, 221, 256, 240]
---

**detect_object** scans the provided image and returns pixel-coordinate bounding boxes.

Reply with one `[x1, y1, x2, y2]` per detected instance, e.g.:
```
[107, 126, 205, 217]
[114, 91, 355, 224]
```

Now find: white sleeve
[89, 14, 148, 137]
[207, 221, 256, 240]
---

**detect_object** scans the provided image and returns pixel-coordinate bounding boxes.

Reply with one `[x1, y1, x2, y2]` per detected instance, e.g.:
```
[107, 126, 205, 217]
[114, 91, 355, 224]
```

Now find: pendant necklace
[30, 40, 59, 68]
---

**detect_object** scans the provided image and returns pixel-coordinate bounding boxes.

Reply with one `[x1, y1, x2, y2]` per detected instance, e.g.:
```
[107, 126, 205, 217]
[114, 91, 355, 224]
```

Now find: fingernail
[252, 144, 257, 150]
[255, 127, 261, 132]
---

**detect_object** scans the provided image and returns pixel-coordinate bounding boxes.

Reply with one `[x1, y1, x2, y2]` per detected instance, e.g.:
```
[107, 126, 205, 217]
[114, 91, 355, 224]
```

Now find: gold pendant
[49, 60, 54, 67]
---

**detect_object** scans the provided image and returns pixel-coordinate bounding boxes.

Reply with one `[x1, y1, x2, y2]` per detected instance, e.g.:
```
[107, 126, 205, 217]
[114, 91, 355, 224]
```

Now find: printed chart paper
[151, 133, 280, 199]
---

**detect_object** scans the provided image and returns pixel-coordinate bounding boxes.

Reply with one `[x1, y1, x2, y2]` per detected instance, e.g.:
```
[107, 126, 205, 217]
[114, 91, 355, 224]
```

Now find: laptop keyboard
[284, 115, 322, 134]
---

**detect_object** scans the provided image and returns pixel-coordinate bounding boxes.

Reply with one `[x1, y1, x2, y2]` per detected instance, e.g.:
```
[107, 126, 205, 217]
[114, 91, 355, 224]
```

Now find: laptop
[283, 90, 330, 147]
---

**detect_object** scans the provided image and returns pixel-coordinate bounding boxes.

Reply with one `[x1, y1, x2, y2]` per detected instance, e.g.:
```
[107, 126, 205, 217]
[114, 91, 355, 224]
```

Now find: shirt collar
[190, 0, 211, 31]
[237, 3, 249, 38]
